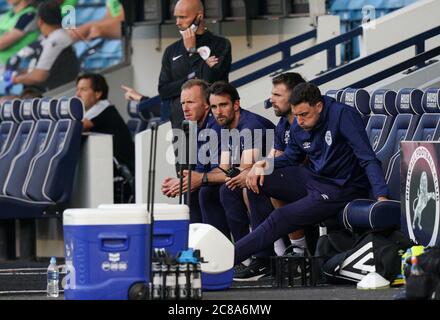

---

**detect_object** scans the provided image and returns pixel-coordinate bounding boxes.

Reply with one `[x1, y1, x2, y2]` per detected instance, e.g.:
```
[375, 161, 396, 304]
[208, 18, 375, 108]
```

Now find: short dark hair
[38, 0, 62, 26]
[290, 82, 324, 106]
[181, 79, 210, 103]
[272, 72, 306, 93]
[208, 81, 240, 104]
[76, 73, 109, 100]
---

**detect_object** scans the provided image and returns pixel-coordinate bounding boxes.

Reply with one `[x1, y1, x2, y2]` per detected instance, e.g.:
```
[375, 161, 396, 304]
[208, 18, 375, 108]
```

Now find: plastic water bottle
[47, 257, 59, 298]
[410, 256, 423, 276]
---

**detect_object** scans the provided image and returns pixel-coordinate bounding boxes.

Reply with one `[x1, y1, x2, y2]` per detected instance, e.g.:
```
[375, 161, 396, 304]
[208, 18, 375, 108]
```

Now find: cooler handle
[153, 228, 175, 247]
[98, 233, 129, 252]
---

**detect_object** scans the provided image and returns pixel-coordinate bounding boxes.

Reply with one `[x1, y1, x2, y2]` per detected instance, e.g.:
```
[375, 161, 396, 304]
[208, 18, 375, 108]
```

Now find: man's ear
[316, 101, 324, 113]
[95, 90, 103, 101]
[234, 100, 240, 111]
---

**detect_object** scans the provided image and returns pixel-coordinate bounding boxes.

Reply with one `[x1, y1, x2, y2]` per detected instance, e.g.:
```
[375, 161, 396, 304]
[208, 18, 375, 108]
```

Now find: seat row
[0, 97, 83, 219]
[324, 87, 440, 232]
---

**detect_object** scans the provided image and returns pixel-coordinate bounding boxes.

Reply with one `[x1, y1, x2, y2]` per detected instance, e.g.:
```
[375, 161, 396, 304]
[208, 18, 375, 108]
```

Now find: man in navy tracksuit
[198, 81, 275, 241]
[234, 83, 388, 279]
[232, 73, 307, 276]
[161, 79, 221, 223]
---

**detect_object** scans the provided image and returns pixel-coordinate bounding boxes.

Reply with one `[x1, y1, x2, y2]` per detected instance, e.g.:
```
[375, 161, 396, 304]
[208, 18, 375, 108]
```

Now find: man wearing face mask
[158, 0, 232, 130]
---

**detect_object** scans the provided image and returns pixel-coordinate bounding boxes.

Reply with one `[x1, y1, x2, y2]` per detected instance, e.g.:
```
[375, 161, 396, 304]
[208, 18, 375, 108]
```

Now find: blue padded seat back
[376, 113, 419, 175]
[421, 88, 440, 113]
[3, 117, 53, 198]
[365, 90, 397, 151]
[127, 101, 147, 138]
[0, 102, 35, 193]
[395, 88, 424, 115]
[385, 112, 440, 200]
[24, 97, 83, 202]
[1, 99, 22, 122]
[411, 88, 440, 142]
[341, 88, 371, 116]
[325, 89, 338, 99]
[325, 90, 341, 101]
[38, 98, 59, 121]
[370, 89, 398, 116]
[0, 99, 21, 155]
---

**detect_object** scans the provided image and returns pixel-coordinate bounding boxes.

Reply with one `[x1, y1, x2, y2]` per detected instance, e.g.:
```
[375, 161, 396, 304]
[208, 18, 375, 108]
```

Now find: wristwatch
[187, 47, 197, 54]
[202, 171, 209, 186]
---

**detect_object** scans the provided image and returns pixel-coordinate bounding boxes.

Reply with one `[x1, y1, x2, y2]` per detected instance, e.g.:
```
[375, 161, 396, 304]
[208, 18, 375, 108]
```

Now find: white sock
[274, 238, 287, 256]
[290, 237, 306, 254]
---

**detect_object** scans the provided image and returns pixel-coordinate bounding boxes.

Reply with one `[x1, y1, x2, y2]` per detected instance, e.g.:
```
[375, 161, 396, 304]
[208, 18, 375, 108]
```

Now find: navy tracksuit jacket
[234, 96, 389, 264]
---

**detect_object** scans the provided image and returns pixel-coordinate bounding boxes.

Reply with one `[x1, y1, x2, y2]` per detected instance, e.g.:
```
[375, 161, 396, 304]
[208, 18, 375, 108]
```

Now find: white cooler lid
[98, 203, 189, 221]
[63, 208, 151, 226]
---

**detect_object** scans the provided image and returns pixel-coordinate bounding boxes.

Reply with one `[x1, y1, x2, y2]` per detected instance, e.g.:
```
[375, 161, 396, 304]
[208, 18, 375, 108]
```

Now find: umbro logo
[172, 54, 183, 61]
[303, 142, 311, 149]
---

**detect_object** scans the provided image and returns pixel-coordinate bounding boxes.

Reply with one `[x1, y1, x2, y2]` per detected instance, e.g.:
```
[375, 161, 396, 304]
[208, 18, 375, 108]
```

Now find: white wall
[313, 0, 440, 94]
[131, 15, 325, 98]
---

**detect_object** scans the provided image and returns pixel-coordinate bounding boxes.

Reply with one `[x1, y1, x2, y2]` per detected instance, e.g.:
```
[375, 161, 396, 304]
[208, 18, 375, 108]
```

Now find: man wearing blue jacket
[235, 82, 388, 276]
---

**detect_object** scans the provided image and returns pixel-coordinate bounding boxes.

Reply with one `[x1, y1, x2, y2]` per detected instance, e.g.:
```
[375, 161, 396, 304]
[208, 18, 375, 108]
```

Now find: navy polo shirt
[274, 116, 291, 152]
[274, 96, 388, 198]
[221, 108, 275, 166]
[194, 112, 221, 173]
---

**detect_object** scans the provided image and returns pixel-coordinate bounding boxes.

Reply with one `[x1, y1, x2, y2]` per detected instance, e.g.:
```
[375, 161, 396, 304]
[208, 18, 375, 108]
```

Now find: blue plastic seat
[0, 99, 21, 156]
[0, 97, 84, 219]
[364, 89, 398, 151]
[2, 98, 57, 198]
[325, 89, 344, 102]
[341, 88, 371, 127]
[342, 88, 440, 231]
[126, 101, 148, 139]
[0, 100, 36, 194]
[375, 90, 420, 176]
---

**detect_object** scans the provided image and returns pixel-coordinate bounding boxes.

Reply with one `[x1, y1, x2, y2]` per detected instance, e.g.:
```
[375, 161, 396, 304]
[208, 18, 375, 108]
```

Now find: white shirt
[84, 100, 111, 120]
[36, 29, 73, 71]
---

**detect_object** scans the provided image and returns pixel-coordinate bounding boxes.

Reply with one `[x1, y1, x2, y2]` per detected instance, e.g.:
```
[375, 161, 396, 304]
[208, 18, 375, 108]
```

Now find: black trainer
[233, 258, 271, 282]
[233, 262, 248, 274]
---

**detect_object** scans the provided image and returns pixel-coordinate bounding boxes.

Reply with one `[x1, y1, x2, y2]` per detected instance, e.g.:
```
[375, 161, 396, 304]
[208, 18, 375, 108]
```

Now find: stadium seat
[0, 99, 21, 156]
[340, 88, 371, 126]
[0, 97, 84, 219]
[375, 90, 420, 176]
[364, 89, 398, 151]
[0, 100, 36, 194]
[342, 87, 440, 231]
[75, 6, 106, 26]
[2, 99, 56, 199]
[325, 89, 344, 102]
[127, 100, 148, 139]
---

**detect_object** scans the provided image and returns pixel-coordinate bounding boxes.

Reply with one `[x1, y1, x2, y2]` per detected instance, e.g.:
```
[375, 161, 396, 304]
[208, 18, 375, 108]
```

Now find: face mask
[179, 15, 200, 35]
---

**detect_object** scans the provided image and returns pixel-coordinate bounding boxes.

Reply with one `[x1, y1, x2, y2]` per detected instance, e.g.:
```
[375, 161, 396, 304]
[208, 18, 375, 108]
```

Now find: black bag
[318, 229, 412, 284]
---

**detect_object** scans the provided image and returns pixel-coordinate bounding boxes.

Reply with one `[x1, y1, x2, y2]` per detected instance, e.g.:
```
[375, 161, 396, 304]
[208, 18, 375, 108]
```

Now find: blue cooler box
[63, 208, 151, 300]
[98, 204, 189, 258]
[153, 204, 189, 257]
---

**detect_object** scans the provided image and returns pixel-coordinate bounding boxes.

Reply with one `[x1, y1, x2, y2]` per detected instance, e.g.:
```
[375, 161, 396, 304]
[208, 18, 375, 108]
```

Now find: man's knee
[199, 185, 220, 205]
[219, 184, 242, 203]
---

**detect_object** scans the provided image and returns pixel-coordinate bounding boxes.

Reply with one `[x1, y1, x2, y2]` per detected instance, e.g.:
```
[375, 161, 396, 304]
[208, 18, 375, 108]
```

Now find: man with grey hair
[158, 0, 231, 130]
[161, 79, 223, 224]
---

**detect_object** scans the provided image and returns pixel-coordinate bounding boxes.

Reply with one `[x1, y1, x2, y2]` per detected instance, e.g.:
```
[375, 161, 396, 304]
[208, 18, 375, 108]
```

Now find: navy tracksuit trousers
[234, 166, 369, 264]
[188, 189, 203, 224]
[198, 185, 231, 239]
